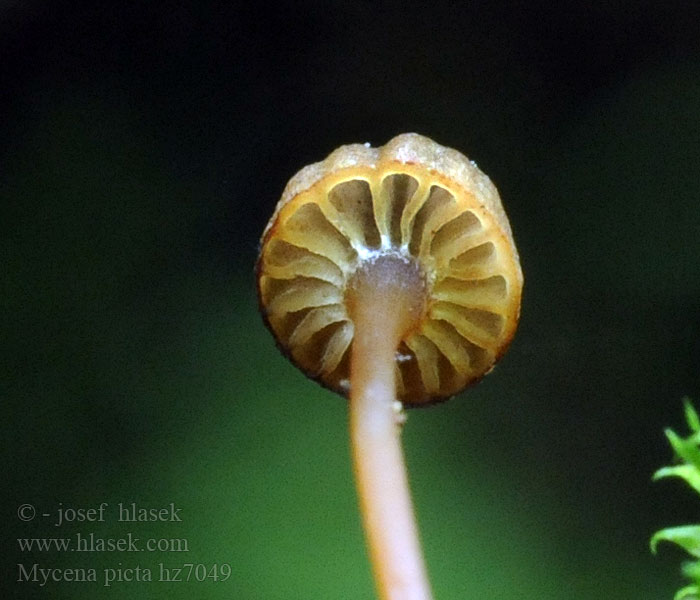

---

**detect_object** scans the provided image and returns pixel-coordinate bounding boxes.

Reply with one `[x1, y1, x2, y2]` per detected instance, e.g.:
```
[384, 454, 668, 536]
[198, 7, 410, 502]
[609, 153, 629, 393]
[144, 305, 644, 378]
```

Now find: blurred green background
[3, 1, 700, 598]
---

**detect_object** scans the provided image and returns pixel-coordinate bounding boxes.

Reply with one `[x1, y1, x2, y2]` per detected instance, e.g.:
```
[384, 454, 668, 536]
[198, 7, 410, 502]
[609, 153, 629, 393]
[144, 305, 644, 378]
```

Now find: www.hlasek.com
[18, 532, 188, 553]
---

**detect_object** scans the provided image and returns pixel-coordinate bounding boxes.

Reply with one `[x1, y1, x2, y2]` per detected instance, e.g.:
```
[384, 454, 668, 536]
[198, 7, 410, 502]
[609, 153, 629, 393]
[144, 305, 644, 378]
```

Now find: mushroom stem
[347, 254, 433, 600]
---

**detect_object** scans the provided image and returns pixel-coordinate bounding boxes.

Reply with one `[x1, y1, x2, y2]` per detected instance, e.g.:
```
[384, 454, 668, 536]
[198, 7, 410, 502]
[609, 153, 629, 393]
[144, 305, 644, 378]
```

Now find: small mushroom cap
[257, 133, 523, 406]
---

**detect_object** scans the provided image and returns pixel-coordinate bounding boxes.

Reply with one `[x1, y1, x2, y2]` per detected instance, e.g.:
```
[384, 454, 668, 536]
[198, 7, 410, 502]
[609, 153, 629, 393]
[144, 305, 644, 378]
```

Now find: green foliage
[652, 398, 700, 600]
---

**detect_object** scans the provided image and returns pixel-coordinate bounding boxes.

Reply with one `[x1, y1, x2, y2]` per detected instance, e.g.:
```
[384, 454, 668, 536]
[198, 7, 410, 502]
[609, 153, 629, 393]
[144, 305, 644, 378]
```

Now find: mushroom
[256, 133, 523, 600]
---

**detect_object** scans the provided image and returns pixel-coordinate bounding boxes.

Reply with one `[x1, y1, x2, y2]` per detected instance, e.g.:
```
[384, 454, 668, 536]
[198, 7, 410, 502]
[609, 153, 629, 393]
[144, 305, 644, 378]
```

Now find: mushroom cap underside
[257, 133, 523, 406]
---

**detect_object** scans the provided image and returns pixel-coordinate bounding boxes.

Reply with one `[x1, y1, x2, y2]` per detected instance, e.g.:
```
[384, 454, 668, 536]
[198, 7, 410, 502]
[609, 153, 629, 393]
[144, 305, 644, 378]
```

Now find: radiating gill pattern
[258, 167, 520, 405]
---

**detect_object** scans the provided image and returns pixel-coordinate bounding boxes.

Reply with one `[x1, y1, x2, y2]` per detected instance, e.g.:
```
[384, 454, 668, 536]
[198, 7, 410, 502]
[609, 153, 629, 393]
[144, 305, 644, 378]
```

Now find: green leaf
[684, 398, 700, 433]
[682, 561, 700, 580]
[653, 465, 700, 496]
[665, 428, 700, 468]
[651, 526, 700, 558]
[674, 584, 700, 600]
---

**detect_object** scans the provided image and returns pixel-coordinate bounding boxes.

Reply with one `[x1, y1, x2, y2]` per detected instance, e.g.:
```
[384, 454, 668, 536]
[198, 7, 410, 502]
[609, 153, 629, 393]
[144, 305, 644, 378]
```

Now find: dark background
[3, 1, 700, 598]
